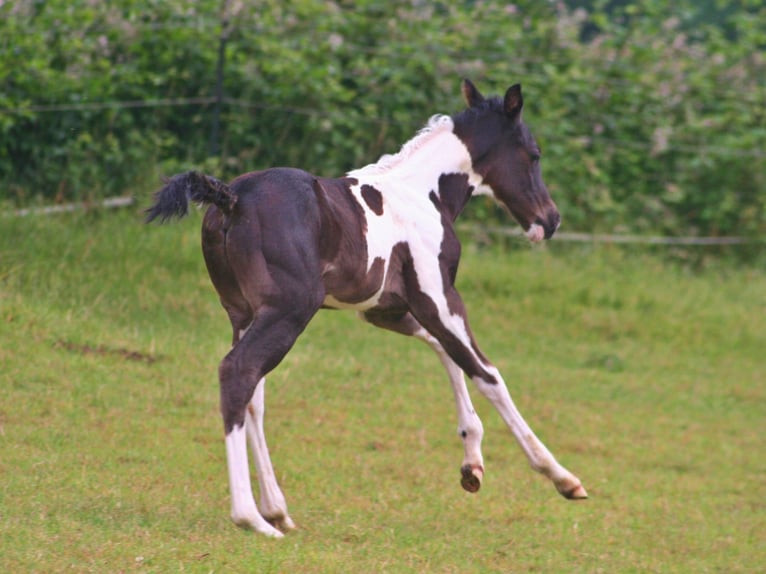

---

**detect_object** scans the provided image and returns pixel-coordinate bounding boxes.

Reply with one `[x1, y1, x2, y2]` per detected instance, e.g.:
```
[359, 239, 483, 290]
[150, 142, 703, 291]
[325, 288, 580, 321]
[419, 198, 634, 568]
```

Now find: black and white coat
[147, 80, 585, 537]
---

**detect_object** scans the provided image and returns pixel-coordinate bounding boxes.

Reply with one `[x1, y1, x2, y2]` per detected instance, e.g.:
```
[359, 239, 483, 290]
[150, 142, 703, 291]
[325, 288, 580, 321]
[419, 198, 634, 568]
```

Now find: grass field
[1, 207, 764, 573]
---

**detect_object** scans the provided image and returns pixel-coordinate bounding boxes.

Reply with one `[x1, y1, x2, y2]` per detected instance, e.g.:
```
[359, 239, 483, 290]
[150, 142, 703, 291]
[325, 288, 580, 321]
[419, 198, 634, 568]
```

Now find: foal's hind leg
[225, 413, 279, 536]
[245, 379, 296, 531]
[220, 303, 320, 535]
[230, 323, 295, 531]
[233, 319, 294, 529]
[362, 311, 485, 492]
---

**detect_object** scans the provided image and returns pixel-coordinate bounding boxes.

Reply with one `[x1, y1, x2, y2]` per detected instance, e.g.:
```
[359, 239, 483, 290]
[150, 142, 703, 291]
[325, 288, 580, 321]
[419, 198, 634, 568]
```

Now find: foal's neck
[349, 117, 480, 213]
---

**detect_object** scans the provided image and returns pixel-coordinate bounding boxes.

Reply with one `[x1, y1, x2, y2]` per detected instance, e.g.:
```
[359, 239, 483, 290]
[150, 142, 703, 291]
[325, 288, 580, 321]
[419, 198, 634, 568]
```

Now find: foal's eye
[530, 152, 541, 162]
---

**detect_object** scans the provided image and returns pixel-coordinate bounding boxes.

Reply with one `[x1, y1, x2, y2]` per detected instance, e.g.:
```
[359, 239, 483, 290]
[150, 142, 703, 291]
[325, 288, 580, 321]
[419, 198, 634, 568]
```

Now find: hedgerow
[1, 0, 763, 237]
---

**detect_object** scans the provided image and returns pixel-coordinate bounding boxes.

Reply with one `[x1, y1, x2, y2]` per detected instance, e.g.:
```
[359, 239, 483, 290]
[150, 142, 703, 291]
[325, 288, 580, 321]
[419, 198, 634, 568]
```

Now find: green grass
[1, 208, 764, 573]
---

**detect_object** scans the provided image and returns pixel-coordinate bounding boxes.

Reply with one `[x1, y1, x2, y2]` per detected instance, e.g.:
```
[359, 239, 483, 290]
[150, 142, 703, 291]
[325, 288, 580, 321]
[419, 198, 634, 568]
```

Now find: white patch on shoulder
[324, 114, 488, 313]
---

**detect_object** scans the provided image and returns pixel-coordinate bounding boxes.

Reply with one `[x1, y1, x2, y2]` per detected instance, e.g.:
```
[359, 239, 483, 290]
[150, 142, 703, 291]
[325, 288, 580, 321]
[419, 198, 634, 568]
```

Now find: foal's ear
[504, 84, 524, 118]
[461, 79, 485, 108]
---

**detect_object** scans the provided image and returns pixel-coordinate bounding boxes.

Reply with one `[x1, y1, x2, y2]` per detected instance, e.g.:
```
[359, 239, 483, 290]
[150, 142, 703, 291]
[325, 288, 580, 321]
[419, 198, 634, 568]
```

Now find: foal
[147, 80, 587, 537]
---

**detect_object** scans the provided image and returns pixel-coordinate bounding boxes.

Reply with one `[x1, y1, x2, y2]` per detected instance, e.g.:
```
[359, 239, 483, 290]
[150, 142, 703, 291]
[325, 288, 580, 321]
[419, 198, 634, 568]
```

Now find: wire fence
[1, 97, 219, 113]
[6, 195, 755, 247]
[3, 96, 763, 160]
[459, 224, 752, 246]
[2, 6, 763, 242]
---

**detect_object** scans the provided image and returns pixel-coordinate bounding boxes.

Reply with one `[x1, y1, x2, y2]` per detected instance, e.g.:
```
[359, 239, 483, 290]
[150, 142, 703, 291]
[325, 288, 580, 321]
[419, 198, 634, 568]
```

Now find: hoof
[266, 513, 296, 532]
[558, 482, 588, 500]
[232, 515, 284, 538]
[460, 464, 484, 493]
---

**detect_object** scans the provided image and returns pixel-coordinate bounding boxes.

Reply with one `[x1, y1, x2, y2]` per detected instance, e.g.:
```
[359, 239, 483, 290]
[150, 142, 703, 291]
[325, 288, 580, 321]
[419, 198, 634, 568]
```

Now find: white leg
[414, 329, 486, 492]
[409, 277, 586, 500]
[225, 424, 284, 537]
[245, 379, 296, 531]
[472, 367, 587, 499]
[361, 311, 487, 492]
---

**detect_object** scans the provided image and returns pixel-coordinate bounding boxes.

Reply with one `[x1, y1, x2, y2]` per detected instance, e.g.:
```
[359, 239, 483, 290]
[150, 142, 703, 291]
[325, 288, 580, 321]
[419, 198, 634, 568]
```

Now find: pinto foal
[147, 80, 587, 537]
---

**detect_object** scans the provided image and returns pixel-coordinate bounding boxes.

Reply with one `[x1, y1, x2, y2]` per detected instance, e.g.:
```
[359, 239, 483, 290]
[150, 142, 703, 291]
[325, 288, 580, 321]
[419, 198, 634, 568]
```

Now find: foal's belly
[321, 255, 388, 311]
[322, 291, 383, 311]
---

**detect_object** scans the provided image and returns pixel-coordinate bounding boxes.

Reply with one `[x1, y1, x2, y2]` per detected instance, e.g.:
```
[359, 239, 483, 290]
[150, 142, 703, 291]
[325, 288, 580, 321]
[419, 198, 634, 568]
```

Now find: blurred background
[1, 0, 764, 241]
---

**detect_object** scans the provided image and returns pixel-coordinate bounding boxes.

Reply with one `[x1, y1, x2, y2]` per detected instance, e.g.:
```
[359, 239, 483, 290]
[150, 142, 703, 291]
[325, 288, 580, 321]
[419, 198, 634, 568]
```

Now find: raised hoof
[559, 483, 588, 500]
[460, 464, 484, 493]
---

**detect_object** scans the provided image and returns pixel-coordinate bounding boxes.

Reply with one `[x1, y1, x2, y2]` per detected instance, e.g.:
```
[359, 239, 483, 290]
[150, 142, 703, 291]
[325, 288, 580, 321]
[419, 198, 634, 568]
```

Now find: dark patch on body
[201, 206, 255, 345]
[428, 192, 491, 368]
[428, 190, 462, 308]
[330, 256, 386, 305]
[312, 178, 386, 306]
[435, 173, 474, 222]
[360, 184, 384, 216]
[201, 169, 331, 432]
[360, 240, 417, 316]
[371, 240, 497, 384]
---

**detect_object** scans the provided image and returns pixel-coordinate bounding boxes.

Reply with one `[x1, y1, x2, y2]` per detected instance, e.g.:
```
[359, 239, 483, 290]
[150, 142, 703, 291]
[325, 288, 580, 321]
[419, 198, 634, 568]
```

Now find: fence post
[210, 1, 230, 158]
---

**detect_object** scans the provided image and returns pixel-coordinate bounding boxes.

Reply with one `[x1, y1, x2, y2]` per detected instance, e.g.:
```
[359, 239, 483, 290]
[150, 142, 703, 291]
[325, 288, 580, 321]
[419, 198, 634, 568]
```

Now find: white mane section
[348, 115, 456, 178]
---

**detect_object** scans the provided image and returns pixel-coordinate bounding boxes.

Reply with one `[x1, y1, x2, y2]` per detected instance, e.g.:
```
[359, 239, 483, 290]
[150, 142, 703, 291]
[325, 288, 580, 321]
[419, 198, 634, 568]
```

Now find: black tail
[145, 171, 237, 223]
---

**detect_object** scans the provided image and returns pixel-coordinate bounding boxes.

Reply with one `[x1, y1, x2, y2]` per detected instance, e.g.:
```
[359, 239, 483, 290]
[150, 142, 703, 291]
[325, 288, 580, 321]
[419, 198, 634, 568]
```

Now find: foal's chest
[321, 179, 443, 310]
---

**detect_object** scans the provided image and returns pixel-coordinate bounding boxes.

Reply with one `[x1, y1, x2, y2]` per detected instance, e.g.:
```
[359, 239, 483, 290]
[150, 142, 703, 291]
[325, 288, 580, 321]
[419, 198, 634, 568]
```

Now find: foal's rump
[147, 168, 331, 313]
[215, 169, 328, 289]
[146, 167, 321, 225]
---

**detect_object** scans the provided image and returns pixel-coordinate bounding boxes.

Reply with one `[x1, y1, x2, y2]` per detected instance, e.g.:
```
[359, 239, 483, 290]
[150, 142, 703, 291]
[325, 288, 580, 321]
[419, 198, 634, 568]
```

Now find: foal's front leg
[408, 285, 588, 500]
[362, 311, 485, 492]
[423, 336, 486, 493]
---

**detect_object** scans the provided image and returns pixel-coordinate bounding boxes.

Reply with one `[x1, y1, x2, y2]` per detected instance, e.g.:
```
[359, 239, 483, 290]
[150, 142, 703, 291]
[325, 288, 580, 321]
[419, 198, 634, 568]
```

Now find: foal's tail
[145, 171, 237, 223]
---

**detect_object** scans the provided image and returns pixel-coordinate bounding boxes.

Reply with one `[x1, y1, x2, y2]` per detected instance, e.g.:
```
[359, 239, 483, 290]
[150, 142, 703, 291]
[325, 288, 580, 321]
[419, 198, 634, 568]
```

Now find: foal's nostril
[542, 211, 561, 240]
[551, 211, 561, 233]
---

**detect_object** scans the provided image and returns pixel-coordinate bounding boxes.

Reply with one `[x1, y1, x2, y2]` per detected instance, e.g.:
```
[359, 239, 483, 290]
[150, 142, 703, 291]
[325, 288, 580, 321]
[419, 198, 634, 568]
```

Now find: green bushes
[1, 0, 764, 237]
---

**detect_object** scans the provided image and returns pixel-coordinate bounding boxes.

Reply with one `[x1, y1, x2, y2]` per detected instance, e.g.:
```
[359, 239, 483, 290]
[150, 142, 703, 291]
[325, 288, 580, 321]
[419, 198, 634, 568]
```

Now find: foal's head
[454, 80, 560, 241]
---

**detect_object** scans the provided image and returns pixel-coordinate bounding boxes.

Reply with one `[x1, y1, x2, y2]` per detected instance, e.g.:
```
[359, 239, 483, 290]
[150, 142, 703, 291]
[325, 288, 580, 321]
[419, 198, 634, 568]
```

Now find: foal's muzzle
[537, 210, 561, 240]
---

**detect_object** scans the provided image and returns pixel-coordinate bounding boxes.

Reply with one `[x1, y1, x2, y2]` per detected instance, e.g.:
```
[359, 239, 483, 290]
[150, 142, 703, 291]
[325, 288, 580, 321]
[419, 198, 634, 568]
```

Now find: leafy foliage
[1, 0, 764, 237]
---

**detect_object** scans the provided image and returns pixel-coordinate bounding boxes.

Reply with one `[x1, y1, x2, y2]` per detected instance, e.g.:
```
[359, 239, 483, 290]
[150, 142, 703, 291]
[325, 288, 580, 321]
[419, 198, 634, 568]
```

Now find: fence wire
[6, 196, 755, 246]
[3, 96, 763, 160]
